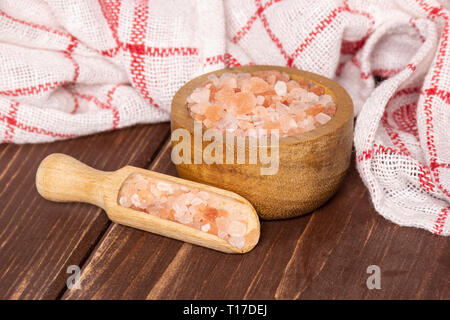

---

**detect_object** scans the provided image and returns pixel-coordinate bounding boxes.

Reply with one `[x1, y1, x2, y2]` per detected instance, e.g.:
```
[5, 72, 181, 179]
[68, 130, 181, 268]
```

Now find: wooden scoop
[36, 153, 260, 253]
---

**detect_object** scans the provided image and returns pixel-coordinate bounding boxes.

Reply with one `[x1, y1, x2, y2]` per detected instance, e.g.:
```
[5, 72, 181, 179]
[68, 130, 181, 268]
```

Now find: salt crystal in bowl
[171, 66, 353, 219]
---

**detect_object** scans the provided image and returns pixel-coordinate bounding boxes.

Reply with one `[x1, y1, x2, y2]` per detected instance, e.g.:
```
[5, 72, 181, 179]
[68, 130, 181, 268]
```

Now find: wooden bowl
[171, 65, 353, 220]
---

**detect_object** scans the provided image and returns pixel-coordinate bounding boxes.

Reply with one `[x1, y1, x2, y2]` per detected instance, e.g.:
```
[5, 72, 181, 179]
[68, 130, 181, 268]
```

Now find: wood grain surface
[0, 124, 169, 299]
[0, 124, 448, 299]
[64, 138, 449, 300]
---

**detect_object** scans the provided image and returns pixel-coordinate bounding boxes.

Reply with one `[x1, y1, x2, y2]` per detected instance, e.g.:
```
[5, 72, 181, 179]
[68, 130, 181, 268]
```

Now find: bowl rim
[171, 65, 353, 146]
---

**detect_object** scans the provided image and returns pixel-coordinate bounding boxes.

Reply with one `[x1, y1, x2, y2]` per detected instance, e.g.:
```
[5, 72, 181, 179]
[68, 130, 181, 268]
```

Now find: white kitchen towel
[0, 0, 449, 235]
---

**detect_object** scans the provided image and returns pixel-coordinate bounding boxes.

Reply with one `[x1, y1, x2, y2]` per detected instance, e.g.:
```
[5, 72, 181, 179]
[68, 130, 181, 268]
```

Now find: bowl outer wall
[171, 65, 354, 219]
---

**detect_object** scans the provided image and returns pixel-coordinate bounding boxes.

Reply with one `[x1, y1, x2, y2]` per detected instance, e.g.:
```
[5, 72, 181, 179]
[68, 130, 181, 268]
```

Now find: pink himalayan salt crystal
[205, 105, 224, 122]
[306, 104, 325, 116]
[186, 71, 336, 137]
[254, 70, 289, 83]
[256, 95, 265, 105]
[280, 114, 297, 132]
[310, 84, 325, 96]
[315, 112, 332, 125]
[214, 86, 234, 106]
[119, 196, 130, 207]
[286, 80, 300, 91]
[190, 102, 208, 115]
[229, 236, 245, 249]
[250, 77, 271, 94]
[319, 93, 333, 105]
[230, 92, 257, 115]
[227, 220, 247, 237]
[302, 116, 316, 131]
[118, 173, 249, 249]
[201, 223, 211, 232]
[324, 103, 336, 116]
[220, 74, 238, 89]
[274, 81, 287, 96]
[188, 87, 210, 104]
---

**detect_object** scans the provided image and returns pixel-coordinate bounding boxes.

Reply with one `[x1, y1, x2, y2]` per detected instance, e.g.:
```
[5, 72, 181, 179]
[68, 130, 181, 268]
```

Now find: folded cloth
[0, 0, 449, 235]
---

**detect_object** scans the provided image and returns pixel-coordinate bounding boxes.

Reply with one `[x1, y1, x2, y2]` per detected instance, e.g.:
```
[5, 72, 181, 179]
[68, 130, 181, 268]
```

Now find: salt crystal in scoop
[118, 172, 259, 251]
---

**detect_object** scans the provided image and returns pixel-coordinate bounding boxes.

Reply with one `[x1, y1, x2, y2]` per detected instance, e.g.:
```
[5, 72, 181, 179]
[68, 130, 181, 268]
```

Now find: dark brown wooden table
[0, 123, 448, 299]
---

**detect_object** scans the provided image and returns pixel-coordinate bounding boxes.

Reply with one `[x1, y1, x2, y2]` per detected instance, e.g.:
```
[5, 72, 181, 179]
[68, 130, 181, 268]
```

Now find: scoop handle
[36, 153, 108, 209]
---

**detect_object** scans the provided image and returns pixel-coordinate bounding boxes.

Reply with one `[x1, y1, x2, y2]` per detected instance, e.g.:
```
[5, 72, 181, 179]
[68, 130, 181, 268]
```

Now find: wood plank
[0, 123, 169, 299]
[62, 141, 450, 299]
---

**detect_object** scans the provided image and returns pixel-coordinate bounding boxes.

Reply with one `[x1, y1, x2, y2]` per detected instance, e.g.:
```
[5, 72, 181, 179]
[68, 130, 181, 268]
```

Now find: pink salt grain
[227, 221, 246, 237]
[201, 223, 211, 232]
[205, 105, 223, 122]
[189, 87, 210, 103]
[306, 104, 325, 116]
[256, 95, 265, 105]
[315, 112, 332, 125]
[250, 77, 270, 94]
[229, 236, 245, 249]
[220, 75, 237, 89]
[231, 92, 256, 115]
[186, 71, 336, 137]
[190, 102, 208, 115]
[274, 81, 287, 96]
[214, 86, 234, 105]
